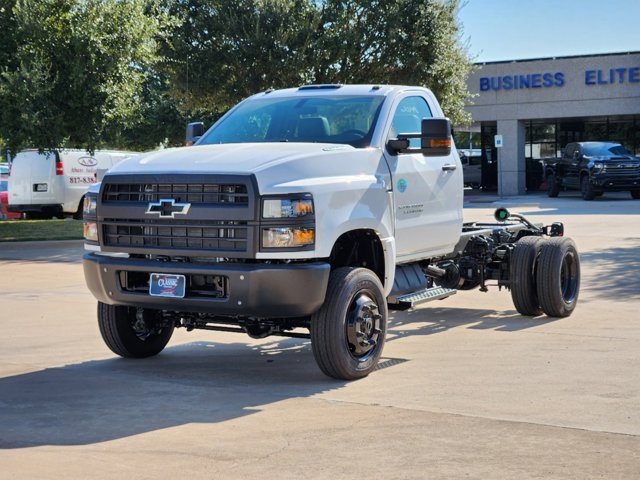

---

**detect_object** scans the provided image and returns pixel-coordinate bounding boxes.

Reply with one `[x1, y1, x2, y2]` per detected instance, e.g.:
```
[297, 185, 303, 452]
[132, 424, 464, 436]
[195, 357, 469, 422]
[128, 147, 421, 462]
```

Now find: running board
[389, 286, 457, 310]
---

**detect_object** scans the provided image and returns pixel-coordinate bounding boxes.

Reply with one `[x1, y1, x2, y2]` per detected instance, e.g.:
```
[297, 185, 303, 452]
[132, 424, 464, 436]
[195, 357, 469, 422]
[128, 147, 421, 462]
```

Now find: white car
[7, 149, 136, 219]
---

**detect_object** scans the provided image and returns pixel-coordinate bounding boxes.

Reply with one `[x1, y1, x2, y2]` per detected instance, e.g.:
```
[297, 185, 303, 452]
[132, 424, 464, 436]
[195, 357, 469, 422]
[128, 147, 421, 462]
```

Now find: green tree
[0, 0, 170, 153]
[313, 0, 473, 125]
[164, 0, 473, 127]
[162, 0, 319, 118]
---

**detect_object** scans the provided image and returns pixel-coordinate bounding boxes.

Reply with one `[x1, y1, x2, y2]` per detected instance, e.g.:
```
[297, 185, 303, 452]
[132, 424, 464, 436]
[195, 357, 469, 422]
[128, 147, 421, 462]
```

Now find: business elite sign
[480, 66, 640, 92]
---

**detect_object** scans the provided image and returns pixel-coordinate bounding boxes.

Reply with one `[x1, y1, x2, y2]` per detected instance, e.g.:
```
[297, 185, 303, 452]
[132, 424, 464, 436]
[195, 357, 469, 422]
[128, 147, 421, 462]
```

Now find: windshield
[198, 95, 385, 148]
[0, 180, 7, 193]
[583, 143, 632, 157]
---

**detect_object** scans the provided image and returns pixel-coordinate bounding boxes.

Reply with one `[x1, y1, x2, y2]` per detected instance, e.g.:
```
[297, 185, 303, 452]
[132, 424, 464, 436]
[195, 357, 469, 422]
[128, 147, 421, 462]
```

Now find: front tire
[98, 302, 174, 358]
[536, 238, 580, 317]
[580, 175, 596, 201]
[311, 267, 387, 380]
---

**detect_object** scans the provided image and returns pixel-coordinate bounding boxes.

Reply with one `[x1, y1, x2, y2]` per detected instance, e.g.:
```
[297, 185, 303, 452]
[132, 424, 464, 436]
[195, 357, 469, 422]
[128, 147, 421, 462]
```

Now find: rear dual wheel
[510, 236, 543, 316]
[536, 238, 580, 317]
[510, 237, 580, 318]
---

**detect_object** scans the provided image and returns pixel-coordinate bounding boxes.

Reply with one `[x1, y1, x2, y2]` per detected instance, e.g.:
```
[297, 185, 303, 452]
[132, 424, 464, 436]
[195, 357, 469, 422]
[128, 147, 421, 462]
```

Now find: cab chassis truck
[82, 85, 580, 380]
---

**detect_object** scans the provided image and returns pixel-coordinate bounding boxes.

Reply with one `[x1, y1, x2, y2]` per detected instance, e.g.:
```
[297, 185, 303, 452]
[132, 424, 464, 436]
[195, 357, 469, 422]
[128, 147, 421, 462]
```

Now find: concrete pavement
[1, 193, 639, 479]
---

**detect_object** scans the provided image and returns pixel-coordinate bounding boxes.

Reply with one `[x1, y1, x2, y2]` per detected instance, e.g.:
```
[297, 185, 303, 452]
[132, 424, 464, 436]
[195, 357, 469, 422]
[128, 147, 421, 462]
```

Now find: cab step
[389, 286, 457, 310]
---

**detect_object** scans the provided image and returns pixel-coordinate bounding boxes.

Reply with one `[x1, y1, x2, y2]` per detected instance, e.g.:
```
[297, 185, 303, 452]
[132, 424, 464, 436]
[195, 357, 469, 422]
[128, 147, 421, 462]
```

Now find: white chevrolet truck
[82, 85, 580, 380]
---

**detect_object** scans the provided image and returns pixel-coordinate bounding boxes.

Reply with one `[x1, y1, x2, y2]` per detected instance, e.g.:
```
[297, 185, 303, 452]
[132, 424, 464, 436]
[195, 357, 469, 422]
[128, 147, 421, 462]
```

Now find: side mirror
[387, 138, 410, 154]
[386, 117, 452, 156]
[421, 118, 452, 157]
[573, 151, 580, 161]
[185, 122, 205, 146]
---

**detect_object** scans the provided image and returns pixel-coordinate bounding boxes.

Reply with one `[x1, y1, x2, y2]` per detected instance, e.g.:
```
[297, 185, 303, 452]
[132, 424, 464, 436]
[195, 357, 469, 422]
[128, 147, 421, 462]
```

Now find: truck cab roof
[249, 84, 432, 99]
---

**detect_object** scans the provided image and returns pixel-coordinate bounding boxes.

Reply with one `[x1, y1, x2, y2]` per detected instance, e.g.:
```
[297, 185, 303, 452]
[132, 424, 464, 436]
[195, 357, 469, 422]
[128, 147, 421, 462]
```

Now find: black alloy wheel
[311, 267, 387, 380]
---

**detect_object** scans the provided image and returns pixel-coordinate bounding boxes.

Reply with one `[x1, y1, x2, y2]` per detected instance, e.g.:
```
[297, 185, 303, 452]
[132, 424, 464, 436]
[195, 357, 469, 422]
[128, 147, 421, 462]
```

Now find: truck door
[561, 143, 580, 187]
[383, 96, 462, 259]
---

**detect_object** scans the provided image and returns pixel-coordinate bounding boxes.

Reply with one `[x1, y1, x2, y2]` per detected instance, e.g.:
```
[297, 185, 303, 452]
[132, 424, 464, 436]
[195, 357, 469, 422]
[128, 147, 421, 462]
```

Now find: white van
[7, 149, 136, 219]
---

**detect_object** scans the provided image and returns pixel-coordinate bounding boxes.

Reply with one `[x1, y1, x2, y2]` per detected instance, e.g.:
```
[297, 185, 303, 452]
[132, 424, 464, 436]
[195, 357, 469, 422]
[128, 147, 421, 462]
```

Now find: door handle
[442, 164, 457, 172]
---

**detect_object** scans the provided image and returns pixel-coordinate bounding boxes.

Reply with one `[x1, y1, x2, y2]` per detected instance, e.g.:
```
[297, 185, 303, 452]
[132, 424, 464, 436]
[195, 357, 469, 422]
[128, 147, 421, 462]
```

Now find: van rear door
[8, 150, 56, 207]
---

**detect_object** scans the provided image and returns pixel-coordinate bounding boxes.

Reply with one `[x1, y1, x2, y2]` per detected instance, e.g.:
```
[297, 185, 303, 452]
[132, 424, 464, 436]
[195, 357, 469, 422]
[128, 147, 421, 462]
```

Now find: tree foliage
[164, 0, 473, 126]
[313, 0, 473, 125]
[161, 0, 320, 117]
[0, 0, 473, 152]
[0, 0, 171, 153]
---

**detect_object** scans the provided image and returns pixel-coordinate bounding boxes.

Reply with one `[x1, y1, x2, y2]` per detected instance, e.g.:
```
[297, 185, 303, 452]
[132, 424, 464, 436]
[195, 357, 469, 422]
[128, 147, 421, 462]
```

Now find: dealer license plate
[149, 273, 186, 298]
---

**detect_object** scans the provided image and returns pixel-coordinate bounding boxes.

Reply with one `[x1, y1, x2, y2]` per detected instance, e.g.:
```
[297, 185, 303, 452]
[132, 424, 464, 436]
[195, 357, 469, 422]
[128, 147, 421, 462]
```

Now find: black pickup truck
[545, 142, 640, 200]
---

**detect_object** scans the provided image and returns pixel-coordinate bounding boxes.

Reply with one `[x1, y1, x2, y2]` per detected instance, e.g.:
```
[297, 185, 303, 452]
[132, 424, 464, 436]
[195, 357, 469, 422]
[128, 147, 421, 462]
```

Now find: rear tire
[580, 175, 596, 201]
[98, 302, 174, 358]
[510, 236, 543, 316]
[546, 174, 560, 198]
[631, 190, 640, 199]
[311, 267, 387, 380]
[536, 238, 580, 317]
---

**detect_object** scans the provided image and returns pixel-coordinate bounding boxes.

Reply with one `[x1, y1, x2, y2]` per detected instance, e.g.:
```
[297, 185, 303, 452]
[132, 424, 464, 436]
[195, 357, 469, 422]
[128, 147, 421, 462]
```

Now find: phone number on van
[69, 176, 97, 184]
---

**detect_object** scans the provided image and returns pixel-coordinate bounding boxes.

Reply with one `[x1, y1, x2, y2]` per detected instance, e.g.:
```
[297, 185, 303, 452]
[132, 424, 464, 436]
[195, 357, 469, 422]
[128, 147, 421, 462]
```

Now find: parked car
[545, 142, 640, 200]
[458, 149, 482, 188]
[7, 149, 136, 219]
[1, 178, 20, 220]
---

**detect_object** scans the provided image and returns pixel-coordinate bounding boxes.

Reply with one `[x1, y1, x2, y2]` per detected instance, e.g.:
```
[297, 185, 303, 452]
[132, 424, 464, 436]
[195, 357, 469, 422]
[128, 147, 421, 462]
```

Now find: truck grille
[98, 174, 257, 256]
[102, 219, 248, 252]
[602, 164, 640, 176]
[104, 182, 248, 205]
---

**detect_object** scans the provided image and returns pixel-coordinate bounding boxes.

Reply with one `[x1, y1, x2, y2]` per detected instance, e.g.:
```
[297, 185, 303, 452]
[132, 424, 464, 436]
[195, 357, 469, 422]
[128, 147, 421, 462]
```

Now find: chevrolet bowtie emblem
[146, 199, 191, 218]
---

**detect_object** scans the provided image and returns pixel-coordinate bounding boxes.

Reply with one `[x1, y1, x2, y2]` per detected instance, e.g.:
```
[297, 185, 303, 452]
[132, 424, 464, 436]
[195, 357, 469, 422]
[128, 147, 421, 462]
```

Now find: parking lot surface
[1, 192, 639, 479]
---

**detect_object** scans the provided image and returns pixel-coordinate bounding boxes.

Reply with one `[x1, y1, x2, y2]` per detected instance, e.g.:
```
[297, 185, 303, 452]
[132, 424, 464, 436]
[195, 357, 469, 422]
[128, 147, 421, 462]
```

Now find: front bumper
[591, 174, 640, 191]
[83, 253, 330, 318]
[8, 203, 63, 215]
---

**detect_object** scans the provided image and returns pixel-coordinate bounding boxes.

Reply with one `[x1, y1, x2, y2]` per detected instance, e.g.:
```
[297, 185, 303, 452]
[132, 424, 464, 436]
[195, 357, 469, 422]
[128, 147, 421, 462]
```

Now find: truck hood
[108, 143, 361, 175]
[588, 155, 640, 163]
[105, 143, 387, 194]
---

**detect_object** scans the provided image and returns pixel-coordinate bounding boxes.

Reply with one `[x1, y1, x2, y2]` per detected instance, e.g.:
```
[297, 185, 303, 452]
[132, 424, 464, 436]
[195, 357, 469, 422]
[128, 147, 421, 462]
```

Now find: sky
[457, 0, 640, 63]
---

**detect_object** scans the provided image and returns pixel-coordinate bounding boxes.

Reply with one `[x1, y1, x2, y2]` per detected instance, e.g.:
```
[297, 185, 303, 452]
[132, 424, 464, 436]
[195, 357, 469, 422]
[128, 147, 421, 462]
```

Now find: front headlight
[83, 221, 98, 242]
[262, 196, 313, 218]
[83, 192, 98, 242]
[262, 227, 315, 248]
[83, 193, 97, 216]
[592, 162, 604, 172]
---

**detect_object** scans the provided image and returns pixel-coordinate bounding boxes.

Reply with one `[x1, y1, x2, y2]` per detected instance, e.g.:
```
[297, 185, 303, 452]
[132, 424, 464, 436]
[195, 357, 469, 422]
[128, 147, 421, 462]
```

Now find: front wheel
[98, 302, 174, 358]
[580, 175, 596, 201]
[311, 267, 387, 380]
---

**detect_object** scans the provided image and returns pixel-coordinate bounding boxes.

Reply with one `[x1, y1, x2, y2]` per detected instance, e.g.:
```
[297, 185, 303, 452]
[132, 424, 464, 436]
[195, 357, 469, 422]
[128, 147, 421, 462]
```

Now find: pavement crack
[320, 398, 640, 438]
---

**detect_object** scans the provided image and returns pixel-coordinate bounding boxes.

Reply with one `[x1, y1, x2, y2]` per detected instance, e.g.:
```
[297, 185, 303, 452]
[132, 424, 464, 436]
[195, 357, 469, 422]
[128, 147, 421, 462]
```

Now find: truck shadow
[0, 338, 339, 449]
[1, 302, 553, 449]
[387, 306, 556, 340]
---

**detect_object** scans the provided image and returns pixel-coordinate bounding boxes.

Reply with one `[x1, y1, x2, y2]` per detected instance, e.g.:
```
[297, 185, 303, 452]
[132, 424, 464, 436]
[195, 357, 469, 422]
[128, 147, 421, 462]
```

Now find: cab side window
[389, 97, 433, 148]
[564, 144, 575, 160]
